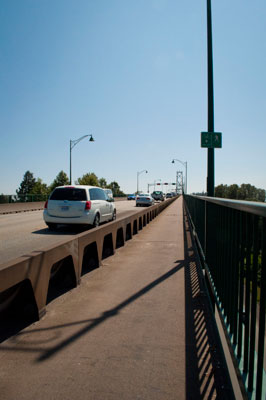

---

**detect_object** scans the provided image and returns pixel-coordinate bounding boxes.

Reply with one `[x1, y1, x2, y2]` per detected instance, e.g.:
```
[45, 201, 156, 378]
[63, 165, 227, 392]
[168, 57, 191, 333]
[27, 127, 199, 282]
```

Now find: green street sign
[201, 132, 212, 147]
[201, 131, 222, 148]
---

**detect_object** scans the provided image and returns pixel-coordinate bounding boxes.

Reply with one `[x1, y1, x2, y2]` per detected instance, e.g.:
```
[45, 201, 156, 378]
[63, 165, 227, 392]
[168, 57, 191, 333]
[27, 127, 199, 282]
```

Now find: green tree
[16, 171, 36, 202]
[31, 178, 49, 201]
[108, 181, 125, 197]
[77, 172, 99, 186]
[257, 189, 266, 202]
[238, 184, 257, 201]
[99, 178, 107, 188]
[0, 194, 9, 204]
[50, 170, 69, 192]
[215, 184, 228, 198]
[227, 184, 239, 199]
[215, 183, 265, 202]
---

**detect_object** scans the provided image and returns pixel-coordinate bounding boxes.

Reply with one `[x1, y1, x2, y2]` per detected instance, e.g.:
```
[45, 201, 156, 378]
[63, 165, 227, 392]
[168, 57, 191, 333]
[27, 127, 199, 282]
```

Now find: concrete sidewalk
[0, 197, 234, 400]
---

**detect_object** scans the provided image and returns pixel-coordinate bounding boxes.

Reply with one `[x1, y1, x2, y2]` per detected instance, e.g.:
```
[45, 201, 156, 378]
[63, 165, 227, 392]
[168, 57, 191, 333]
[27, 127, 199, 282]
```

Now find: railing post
[255, 219, 266, 400]
[185, 195, 266, 400]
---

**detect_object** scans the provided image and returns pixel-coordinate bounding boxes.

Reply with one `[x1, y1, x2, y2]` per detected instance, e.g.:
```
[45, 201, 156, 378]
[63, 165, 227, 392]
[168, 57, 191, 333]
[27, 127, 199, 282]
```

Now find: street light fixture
[137, 170, 148, 194]
[70, 134, 95, 184]
[172, 159, 188, 194]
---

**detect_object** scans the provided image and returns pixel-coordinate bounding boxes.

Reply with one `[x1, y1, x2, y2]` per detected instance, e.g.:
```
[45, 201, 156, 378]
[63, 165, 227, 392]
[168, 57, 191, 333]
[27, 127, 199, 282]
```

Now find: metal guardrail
[0, 197, 127, 215]
[0, 194, 49, 203]
[0, 198, 177, 335]
[184, 195, 266, 400]
[0, 194, 128, 204]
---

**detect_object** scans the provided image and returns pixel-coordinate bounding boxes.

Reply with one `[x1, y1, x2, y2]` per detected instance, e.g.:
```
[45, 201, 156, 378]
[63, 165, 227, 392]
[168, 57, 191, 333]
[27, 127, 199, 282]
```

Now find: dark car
[127, 194, 136, 200]
[166, 193, 173, 198]
[151, 191, 164, 201]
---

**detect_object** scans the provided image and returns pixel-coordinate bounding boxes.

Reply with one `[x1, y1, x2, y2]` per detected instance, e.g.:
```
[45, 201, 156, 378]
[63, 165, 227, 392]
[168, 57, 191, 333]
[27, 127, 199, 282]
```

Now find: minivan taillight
[44, 200, 48, 209]
[85, 201, 91, 210]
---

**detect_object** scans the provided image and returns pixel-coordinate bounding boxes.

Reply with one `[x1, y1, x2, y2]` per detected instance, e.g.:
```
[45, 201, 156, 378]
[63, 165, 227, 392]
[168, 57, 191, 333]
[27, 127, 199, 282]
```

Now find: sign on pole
[201, 132, 222, 148]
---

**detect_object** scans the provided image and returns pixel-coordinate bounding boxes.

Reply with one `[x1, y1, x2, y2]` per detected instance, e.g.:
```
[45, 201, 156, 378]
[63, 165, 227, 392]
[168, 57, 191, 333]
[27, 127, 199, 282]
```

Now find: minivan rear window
[50, 188, 87, 201]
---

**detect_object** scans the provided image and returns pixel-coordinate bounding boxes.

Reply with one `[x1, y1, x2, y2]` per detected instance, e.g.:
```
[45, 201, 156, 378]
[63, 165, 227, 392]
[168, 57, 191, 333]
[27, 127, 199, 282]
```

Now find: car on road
[127, 194, 136, 200]
[151, 191, 165, 201]
[43, 185, 116, 230]
[104, 188, 114, 201]
[166, 193, 173, 198]
[136, 193, 155, 207]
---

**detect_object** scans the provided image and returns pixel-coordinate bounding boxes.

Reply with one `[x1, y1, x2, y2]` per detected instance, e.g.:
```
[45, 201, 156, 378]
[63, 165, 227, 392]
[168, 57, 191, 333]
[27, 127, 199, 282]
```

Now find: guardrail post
[255, 219, 266, 400]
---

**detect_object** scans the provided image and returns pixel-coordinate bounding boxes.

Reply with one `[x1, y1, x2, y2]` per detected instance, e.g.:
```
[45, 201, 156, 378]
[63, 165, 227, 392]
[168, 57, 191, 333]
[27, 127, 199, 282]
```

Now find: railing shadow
[183, 206, 235, 400]
[0, 263, 183, 362]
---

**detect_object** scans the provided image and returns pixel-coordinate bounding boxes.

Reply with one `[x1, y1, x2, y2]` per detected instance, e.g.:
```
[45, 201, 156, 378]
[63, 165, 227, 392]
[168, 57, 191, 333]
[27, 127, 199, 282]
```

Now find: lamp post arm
[138, 169, 148, 176]
[69, 134, 94, 185]
[70, 135, 90, 150]
[172, 158, 185, 167]
[137, 170, 148, 194]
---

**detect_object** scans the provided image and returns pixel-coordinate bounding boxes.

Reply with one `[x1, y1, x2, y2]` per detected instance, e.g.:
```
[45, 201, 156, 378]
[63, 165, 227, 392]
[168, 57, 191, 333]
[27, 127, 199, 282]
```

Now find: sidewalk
[0, 197, 234, 400]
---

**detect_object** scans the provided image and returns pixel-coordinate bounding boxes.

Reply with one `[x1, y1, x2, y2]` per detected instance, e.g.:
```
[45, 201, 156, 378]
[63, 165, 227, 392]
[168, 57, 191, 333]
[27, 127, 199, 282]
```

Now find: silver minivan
[43, 185, 116, 230]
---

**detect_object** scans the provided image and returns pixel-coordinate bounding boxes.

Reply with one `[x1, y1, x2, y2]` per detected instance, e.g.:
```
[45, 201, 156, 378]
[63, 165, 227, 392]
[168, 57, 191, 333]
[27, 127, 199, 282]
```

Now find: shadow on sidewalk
[183, 206, 235, 400]
[0, 262, 184, 361]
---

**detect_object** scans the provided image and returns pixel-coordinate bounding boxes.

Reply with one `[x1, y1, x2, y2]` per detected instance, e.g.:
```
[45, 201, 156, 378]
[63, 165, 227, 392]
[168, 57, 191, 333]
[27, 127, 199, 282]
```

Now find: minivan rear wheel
[93, 214, 100, 227]
[112, 209, 116, 221]
[47, 223, 57, 230]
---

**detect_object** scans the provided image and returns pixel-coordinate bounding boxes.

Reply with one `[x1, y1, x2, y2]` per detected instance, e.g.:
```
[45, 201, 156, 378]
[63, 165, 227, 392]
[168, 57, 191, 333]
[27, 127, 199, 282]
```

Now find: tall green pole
[70, 140, 72, 185]
[207, 0, 215, 197]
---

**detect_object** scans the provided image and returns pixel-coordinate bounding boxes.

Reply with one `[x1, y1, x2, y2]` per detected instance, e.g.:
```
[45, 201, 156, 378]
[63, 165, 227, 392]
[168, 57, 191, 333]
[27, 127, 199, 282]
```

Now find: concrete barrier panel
[0, 197, 178, 321]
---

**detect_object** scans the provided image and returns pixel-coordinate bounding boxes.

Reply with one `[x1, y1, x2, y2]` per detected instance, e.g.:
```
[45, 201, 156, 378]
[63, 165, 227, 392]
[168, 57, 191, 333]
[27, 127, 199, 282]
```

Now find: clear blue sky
[1, 0, 266, 195]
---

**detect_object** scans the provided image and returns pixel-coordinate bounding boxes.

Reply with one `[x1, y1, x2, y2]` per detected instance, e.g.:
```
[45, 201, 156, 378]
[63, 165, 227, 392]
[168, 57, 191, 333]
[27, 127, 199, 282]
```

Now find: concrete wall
[0, 198, 177, 322]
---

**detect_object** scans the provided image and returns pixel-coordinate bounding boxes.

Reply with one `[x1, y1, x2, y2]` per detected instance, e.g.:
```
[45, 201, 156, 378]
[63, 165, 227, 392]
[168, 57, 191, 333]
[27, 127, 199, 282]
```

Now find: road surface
[0, 200, 140, 265]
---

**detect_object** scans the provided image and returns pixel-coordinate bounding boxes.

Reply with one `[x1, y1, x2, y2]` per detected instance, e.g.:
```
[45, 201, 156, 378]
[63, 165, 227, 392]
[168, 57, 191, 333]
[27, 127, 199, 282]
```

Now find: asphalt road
[0, 200, 139, 265]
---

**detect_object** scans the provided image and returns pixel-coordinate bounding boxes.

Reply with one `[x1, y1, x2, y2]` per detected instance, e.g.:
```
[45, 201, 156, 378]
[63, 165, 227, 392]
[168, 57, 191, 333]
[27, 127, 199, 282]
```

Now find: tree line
[0, 170, 125, 203]
[193, 183, 265, 202]
[215, 183, 265, 202]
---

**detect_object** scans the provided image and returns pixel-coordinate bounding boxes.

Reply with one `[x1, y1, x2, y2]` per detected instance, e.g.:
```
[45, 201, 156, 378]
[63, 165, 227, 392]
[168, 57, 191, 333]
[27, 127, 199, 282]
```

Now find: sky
[1, 0, 266, 195]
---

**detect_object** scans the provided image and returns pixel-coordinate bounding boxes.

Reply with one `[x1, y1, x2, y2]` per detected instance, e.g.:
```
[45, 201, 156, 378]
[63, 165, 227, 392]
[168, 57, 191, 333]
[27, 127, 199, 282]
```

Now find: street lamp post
[172, 159, 187, 194]
[137, 170, 148, 194]
[70, 134, 94, 185]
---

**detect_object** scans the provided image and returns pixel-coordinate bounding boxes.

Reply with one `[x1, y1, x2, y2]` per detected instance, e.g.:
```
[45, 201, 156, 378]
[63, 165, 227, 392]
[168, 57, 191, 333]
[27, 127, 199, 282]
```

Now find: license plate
[61, 206, 69, 211]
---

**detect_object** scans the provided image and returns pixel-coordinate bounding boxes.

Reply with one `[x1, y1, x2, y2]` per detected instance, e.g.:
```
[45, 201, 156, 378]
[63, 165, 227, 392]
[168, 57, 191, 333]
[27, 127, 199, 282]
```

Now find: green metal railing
[0, 194, 49, 203]
[184, 195, 266, 400]
[0, 194, 128, 204]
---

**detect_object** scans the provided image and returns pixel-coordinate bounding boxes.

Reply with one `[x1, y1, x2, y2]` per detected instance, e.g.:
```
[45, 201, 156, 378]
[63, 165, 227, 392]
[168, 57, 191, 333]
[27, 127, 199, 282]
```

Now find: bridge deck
[0, 197, 234, 400]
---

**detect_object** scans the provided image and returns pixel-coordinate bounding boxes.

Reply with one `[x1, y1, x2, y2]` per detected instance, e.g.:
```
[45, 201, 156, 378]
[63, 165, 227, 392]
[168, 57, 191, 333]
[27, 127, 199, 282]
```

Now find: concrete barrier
[0, 201, 45, 214]
[0, 197, 177, 323]
[0, 197, 126, 215]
